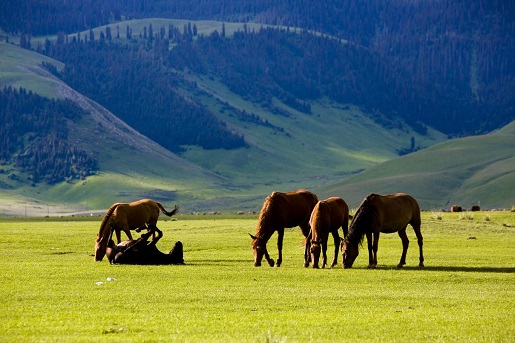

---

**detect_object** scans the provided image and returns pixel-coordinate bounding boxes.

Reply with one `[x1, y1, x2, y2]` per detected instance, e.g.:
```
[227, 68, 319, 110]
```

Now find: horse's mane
[255, 192, 281, 239]
[346, 195, 376, 247]
[96, 203, 121, 242]
[310, 201, 325, 244]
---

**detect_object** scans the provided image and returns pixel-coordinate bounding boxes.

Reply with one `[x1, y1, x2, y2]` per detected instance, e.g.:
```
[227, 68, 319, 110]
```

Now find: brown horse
[106, 232, 184, 265]
[341, 193, 424, 269]
[249, 190, 318, 267]
[308, 197, 349, 269]
[94, 199, 179, 261]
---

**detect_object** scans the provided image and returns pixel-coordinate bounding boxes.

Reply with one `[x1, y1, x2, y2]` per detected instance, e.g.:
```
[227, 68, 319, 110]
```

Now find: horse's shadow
[397, 266, 515, 273]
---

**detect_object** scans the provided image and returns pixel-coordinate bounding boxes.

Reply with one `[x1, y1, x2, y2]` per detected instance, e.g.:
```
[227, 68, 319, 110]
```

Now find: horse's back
[370, 193, 420, 231]
[114, 199, 159, 228]
[279, 189, 318, 226]
[317, 197, 348, 229]
[260, 189, 318, 228]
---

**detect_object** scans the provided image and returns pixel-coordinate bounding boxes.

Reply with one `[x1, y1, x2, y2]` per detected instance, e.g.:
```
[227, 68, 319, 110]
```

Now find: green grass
[0, 42, 64, 99]
[1, 212, 514, 342]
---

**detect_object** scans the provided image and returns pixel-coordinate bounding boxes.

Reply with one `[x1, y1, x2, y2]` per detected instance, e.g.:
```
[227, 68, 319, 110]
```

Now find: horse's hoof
[419, 263, 425, 268]
[396, 264, 404, 269]
[304, 263, 309, 268]
[367, 265, 377, 269]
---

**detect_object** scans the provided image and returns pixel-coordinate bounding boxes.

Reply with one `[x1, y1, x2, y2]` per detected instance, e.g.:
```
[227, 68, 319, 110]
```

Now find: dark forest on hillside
[0, 87, 98, 184]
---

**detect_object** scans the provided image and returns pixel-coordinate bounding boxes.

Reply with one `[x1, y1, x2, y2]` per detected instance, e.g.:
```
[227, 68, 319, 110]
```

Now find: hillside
[0, 41, 448, 214]
[0, 42, 229, 215]
[316, 121, 515, 210]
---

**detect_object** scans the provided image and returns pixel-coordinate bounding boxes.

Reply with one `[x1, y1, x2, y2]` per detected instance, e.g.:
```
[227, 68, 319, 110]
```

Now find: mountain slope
[316, 121, 515, 210]
[0, 42, 227, 214]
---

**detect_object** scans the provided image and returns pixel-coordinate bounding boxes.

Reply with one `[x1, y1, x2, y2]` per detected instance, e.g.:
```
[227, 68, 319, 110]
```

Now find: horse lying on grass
[95, 199, 179, 261]
[106, 231, 184, 265]
[250, 189, 318, 267]
[308, 197, 349, 269]
[341, 193, 424, 269]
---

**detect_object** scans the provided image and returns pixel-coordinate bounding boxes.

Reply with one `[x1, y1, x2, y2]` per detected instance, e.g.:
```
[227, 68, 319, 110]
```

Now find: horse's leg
[368, 232, 380, 269]
[276, 228, 284, 267]
[366, 232, 374, 268]
[397, 228, 409, 268]
[330, 230, 340, 268]
[264, 246, 275, 267]
[300, 223, 312, 267]
[148, 226, 162, 246]
[372, 231, 380, 268]
[413, 225, 424, 267]
[321, 237, 328, 269]
[304, 231, 312, 268]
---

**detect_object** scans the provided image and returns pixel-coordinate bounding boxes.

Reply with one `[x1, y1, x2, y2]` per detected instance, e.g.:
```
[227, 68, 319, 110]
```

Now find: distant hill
[316, 121, 515, 210]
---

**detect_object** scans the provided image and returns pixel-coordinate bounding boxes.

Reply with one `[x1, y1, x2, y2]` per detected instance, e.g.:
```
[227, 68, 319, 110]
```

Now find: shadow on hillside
[399, 266, 515, 273]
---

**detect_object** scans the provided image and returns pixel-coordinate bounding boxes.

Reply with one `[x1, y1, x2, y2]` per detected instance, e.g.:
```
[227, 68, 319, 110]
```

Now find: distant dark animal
[341, 193, 424, 269]
[470, 205, 480, 211]
[94, 199, 179, 261]
[308, 197, 349, 268]
[450, 205, 463, 212]
[106, 231, 184, 265]
[249, 190, 318, 267]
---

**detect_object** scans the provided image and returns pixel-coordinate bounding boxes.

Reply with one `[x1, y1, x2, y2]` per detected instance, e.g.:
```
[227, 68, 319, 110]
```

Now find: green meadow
[1, 212, 514, 342]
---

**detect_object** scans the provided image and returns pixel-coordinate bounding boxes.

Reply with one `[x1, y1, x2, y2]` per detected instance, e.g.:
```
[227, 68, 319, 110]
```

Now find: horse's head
[249, 234, 266, 267]
[341, 239, 359, 268]
[310, 241, 322, 268]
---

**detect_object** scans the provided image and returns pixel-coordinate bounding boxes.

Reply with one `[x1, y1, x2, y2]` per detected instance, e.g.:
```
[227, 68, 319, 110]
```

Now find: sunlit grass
[1, 212, 514, 342]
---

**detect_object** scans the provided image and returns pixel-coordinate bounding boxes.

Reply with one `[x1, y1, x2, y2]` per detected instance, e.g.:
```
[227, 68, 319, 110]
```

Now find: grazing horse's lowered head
[341, 197, 372, 268]
[249, 234, 274, 267]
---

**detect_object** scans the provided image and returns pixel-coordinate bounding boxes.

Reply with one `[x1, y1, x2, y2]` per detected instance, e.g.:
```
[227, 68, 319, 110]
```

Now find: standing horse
[341, 193, 424, 269]
[94, 199, 179, 261]
[308, 197, 349, 269]
[249, 190, 318, 267]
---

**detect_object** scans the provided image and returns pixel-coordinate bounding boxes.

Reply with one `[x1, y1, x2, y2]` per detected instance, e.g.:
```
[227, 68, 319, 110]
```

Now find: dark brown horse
[94, 199, 179, 261]
[249, 190, 318, 267]
[308, 197, 349, 268]
[341, 193, 424, 269]
[106, 231, 184, 265]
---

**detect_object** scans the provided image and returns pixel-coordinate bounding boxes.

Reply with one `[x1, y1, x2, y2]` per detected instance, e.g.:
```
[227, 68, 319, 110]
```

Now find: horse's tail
[156, 202, 179, 217]
[94, 203, 120, 261]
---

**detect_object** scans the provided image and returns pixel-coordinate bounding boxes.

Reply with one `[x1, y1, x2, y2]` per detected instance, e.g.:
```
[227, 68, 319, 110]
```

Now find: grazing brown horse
[106, 232, 184, 265]
[308, 197, 349, 269]
[249, 190, 318, 267]
[94, 199, 179, 261]
[341, 193, 424, 269]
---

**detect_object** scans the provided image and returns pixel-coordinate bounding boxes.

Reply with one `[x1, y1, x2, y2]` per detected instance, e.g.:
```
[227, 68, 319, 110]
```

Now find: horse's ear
[249, 233, 257, 240]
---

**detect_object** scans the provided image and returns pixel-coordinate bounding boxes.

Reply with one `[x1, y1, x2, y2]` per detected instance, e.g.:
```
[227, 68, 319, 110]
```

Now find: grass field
[1, 211, 514, 342]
